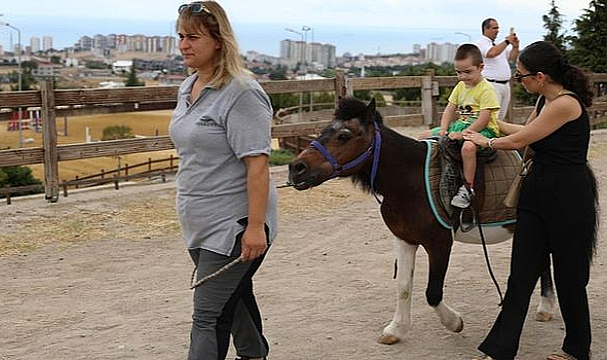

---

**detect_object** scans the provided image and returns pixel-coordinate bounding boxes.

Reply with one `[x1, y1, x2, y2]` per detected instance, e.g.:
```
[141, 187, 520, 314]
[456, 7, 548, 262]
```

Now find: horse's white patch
[381, 237, 418, 340]
[434, 302, 463, 332]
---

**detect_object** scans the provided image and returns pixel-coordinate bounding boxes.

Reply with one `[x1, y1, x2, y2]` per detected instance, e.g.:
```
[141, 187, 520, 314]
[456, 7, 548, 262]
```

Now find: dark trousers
[479, 166, 593, 360]
[188, 233, 269, 360]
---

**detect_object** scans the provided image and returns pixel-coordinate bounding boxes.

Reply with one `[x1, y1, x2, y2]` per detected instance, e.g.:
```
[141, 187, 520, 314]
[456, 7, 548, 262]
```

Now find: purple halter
[309, 121, 382, 194]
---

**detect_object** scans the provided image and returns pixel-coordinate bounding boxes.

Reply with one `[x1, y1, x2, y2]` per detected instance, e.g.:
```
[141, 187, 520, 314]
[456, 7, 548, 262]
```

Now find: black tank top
[530, 93, 590, 166]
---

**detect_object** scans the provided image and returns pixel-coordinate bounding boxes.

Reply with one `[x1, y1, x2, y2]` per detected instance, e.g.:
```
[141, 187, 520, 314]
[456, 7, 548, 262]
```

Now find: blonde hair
[177, 1, 251, 88]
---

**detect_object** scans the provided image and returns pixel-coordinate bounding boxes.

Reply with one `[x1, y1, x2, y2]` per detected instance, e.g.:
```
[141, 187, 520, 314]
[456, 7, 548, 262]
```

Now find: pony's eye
[337, 131, 351, 142]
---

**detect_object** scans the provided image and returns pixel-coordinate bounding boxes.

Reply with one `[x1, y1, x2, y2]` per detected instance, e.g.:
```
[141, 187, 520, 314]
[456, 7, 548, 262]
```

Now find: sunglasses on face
[513, 71, 537, 82]
[178, 3, 212, 15]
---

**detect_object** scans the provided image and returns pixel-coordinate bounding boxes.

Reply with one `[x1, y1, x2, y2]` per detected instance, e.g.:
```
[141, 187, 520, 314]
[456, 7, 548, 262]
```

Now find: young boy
[419, 43, 500, 208]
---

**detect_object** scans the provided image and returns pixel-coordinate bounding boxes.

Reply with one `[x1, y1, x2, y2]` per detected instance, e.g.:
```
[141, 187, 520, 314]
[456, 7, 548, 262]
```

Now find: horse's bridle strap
[309, 121, 381, 193]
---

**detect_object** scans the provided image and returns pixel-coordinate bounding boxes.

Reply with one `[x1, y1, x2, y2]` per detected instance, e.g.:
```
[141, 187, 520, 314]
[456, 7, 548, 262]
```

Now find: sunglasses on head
[178, 3, 212, 15]
[513, 70, 537, 82]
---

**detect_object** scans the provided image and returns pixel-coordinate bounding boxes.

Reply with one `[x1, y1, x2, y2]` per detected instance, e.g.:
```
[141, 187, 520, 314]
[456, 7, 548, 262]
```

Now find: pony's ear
[368, 98, 376, 109]
[365, 98, 377, 121]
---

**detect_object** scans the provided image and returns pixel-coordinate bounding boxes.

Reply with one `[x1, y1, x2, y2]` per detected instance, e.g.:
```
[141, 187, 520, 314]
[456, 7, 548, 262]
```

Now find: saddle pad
[423, 140, 518, 229]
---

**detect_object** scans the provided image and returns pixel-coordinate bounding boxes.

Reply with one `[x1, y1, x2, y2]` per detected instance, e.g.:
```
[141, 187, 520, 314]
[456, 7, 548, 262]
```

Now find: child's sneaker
[451, 185, 473, 208]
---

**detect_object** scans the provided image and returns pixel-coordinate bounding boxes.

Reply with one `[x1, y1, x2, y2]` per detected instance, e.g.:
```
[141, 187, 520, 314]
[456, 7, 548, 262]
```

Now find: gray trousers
[188, 232, 269, 360]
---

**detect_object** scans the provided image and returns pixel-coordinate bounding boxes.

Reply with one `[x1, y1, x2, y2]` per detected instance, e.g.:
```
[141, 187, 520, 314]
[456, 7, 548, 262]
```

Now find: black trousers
[479, 164, 595, 360]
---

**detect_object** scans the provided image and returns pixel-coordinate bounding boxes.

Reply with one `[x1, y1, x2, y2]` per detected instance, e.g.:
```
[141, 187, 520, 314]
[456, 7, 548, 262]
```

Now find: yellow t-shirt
[448, 78, 500, 136]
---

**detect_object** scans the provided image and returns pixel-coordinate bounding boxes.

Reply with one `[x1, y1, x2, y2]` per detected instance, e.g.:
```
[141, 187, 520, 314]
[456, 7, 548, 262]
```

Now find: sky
[0, 0, 592, 57]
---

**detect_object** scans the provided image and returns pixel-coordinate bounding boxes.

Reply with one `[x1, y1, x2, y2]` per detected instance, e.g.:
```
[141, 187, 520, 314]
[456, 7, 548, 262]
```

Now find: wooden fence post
[4, 185, 11, 205]
[334, 70, 347, 107]
[421, 69, 438, 127]
[41, 79, 59, 203]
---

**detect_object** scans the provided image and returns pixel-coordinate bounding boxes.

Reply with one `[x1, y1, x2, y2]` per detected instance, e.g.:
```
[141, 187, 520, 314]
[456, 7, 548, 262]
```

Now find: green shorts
[430, 120, 496, 138]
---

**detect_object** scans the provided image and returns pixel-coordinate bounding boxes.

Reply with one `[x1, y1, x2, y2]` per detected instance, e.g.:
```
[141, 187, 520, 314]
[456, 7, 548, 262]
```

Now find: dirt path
[2, 129, 607, 360]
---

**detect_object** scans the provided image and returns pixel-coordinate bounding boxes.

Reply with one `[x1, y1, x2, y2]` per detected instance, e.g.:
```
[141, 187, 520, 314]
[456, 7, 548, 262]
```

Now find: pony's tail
[587, 164, 599, 263]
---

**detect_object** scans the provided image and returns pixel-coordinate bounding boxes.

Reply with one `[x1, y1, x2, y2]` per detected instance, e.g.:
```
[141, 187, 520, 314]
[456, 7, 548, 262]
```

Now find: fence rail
[60, 167, 175, 198]
[1, 71, 606, 203]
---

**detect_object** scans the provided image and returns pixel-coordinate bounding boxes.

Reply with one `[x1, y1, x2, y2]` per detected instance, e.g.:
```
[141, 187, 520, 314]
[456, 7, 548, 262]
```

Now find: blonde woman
[169, 2, 277, 359]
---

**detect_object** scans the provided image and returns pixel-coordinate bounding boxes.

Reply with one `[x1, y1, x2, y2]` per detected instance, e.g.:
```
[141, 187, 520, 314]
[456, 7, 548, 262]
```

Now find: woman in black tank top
[463, 41, 598, 360]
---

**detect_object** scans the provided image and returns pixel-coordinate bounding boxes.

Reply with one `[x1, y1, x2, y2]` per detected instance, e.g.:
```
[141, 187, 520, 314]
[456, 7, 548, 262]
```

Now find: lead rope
[190, 255, 243, 289]
[472, 205, 504, 306]
[452, 160, 504, 305]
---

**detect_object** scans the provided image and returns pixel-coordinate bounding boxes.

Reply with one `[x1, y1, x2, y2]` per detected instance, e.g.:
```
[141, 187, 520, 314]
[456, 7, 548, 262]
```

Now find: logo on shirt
[196, 116, 220, 127]
[457, 105, 478, 123]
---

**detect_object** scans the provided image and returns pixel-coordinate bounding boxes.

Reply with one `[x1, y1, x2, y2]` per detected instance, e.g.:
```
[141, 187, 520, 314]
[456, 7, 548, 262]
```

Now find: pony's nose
[289, 160, 308, 176]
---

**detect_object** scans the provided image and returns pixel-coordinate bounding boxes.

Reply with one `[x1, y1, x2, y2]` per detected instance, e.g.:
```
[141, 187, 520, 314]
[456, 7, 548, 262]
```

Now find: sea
[1, 16, 548, 57]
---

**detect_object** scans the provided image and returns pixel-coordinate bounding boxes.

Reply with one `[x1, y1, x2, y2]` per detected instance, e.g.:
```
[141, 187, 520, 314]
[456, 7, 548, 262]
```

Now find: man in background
[477, 18, 520, 120]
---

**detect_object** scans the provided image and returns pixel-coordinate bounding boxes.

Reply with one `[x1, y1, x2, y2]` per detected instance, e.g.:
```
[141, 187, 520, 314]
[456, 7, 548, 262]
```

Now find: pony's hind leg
[379, 237, 418, 345]
[535, 265, 556, 322]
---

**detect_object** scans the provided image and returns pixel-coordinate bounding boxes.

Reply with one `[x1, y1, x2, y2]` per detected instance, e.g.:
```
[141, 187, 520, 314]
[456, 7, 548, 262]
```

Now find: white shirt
[477, 35, 512, 82]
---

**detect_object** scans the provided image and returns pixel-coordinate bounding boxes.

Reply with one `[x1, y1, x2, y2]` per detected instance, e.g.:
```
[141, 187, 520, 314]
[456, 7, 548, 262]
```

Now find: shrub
[101, 125, 135, 141]
[0, 165, 43, 198]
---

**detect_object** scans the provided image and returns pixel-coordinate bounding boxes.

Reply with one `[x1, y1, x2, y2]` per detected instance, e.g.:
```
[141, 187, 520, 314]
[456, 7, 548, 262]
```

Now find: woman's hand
[241, 226, 267, 262]
[448, 132, 463, 140]
[462, 129, 488, 147]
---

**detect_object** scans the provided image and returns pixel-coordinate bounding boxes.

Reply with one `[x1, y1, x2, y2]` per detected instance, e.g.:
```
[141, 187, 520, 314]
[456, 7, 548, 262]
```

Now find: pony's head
[288, 97, 382, 190]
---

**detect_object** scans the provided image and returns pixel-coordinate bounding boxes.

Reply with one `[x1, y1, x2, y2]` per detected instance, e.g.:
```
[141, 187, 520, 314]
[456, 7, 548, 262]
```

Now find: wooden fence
[1, 71, 606, 203]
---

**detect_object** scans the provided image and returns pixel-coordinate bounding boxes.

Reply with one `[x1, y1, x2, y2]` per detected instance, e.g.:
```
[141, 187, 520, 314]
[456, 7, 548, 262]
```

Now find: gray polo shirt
[169, 74, 277, 255]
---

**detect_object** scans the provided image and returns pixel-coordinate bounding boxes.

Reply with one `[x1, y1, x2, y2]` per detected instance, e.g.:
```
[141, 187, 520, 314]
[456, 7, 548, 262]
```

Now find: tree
[268, 66, 288, 80]
[84, 60, 108, 70]
[9, 60, 37, 91]
[542, 0, 568, 55]
[568, 0, 607, 73]
[125, 62, 144, 87]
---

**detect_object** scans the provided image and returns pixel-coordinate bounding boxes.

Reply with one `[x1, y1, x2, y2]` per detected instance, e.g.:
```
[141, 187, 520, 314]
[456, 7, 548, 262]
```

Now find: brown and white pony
[288, 97, 556, 344]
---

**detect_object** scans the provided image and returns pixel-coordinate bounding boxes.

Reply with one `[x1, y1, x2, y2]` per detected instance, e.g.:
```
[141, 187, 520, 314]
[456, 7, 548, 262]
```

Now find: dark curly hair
[518, 41, 594, 107]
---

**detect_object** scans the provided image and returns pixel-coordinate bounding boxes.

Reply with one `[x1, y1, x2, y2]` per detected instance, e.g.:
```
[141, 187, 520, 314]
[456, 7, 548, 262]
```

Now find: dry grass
[0, 186, 181, 255]
[0, 175, 368, 255]
[1, 110, 177, 181]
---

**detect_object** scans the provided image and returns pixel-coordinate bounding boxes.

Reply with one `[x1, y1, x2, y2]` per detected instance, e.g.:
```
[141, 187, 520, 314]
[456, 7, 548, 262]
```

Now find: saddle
[423, 139, 518, 229]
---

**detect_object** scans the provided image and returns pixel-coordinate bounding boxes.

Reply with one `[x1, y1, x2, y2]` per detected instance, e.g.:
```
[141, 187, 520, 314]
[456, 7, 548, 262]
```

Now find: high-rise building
[76, 36, 93, 51]
[74, 33, 178, 54]
[280, 39, 336, 70]
[42, 36, 53, 51]
[30, 37, 41, 53]
[426, 42, 458, 64]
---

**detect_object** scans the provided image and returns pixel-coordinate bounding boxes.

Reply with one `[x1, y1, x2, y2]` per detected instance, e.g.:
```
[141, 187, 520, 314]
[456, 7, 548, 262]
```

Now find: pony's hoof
[454, 319, 464, 332]
[378, 334, 400, 345]
[535, 311, 553, 322]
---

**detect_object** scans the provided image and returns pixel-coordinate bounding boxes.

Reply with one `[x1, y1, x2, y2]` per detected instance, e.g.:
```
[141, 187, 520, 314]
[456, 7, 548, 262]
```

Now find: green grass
[269, 148, 296, 166]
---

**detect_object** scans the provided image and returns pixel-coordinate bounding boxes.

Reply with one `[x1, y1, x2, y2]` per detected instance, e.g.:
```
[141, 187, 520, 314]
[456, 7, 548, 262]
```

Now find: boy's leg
[461, 140, 477, 185]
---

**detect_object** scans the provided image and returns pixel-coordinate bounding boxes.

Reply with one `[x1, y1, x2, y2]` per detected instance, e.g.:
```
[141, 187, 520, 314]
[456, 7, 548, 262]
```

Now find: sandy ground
[2, 128, 607, 360]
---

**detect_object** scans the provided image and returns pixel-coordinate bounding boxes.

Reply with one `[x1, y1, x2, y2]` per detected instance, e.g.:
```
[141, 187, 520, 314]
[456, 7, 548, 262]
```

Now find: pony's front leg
[426, 241, 463, 333]
[379, 237, 418, 345]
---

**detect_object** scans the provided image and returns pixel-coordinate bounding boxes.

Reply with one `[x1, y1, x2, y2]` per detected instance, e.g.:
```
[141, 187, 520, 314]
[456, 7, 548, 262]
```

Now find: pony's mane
[334, 97, 384, 126]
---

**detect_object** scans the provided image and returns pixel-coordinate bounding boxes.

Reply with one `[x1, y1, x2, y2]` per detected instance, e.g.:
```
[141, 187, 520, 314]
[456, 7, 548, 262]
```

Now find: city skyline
[0, 0, 590, 57]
